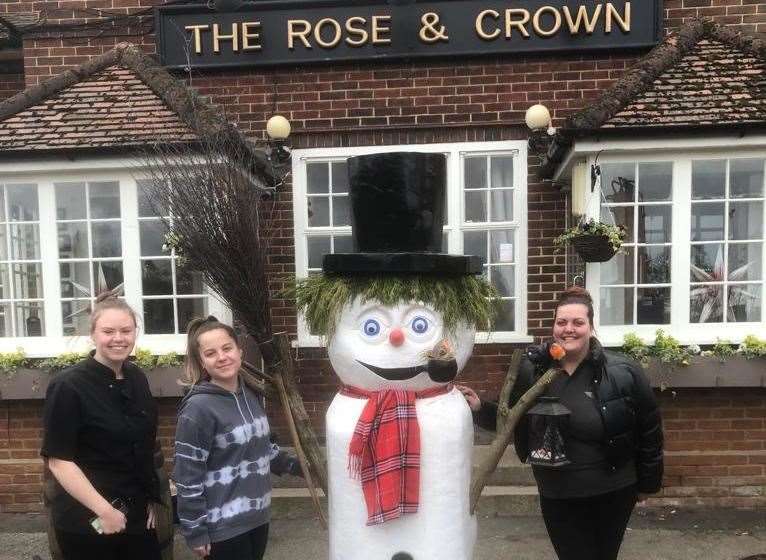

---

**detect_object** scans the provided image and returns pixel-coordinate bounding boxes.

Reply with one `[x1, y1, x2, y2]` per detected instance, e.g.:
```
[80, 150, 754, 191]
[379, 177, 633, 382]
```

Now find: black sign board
[157, 0, 662, 69]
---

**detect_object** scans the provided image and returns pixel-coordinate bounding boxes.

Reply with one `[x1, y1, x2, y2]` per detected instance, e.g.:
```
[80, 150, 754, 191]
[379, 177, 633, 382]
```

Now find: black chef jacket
[41, 355, 159, 534]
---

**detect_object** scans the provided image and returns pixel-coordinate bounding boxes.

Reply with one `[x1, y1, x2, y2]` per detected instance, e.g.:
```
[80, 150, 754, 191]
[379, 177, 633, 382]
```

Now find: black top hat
[322, 152, 482, 276]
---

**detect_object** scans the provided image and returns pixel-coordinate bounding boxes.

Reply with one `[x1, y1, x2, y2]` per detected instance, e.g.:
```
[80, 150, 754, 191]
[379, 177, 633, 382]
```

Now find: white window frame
[581, 147, 766, 347]
[292, 141, 532, 347]
[0, 158, 229, 357]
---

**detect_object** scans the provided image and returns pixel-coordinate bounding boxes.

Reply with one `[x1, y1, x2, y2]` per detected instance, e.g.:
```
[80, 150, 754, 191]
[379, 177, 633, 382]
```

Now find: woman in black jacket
[460, 286, 663, 560]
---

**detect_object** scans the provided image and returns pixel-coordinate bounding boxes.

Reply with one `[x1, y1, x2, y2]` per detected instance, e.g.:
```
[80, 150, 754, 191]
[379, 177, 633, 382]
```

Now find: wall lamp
[266, 114, 291, 166]
[525, 103, 556, 155]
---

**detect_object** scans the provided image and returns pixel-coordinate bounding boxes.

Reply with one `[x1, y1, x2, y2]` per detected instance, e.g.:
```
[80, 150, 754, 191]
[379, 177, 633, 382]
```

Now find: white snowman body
[326, 297, 477, 560]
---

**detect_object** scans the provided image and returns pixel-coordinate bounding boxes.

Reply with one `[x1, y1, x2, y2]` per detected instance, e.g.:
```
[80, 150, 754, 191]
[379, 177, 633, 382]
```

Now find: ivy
[0, 348, 28, 375]
[0, 349, 184, 376]
[621, 331, 766, 366]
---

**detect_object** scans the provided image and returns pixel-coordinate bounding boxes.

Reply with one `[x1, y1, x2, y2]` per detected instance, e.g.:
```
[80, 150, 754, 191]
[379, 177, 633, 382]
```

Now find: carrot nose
[389, 328, 405, 347]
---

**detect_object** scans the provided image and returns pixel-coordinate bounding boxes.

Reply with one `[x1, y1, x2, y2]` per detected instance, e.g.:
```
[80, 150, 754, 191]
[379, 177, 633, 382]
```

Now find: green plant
[652, 329, 691, 367]
[155, 351, 183, 368]
[621, 333, 651, 366]
[39, 351, 88, 371]
[0, 348, 27, 375]
[710, 339, 736, 361]
[738, 335, 766, 359]
[133, 347, 157, 370]
[554, 219, 627, 252]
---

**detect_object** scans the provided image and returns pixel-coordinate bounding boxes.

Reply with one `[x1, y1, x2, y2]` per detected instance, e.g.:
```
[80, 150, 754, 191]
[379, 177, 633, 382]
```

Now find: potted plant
[554, 218, 627, 262]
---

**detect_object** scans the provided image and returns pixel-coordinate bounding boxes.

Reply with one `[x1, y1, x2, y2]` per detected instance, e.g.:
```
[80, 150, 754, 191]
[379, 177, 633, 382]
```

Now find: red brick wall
[0, 73, 24, 101]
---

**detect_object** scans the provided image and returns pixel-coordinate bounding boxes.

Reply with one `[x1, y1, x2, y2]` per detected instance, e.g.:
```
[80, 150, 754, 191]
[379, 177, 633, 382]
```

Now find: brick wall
[0, 73, 24, 101]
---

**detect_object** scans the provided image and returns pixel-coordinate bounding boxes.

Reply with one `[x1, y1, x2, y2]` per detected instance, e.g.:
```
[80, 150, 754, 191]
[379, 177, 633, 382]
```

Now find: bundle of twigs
[138, 128, 327, 525]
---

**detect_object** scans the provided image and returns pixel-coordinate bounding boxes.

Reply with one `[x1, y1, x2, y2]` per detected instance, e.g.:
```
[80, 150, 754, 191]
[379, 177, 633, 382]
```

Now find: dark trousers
[540, 485, 638, 560]
[209, 523, 269, 560]
[56, 529, 162, 560]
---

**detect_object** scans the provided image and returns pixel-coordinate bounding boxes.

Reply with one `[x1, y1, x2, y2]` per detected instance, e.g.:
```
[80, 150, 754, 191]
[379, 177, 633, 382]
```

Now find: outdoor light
[526, 396, 571, 467]
[266, 115, 291, 166]
[525, 104, 557, 155]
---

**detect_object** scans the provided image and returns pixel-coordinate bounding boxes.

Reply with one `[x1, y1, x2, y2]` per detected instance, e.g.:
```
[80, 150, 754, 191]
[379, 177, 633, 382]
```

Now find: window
[588, 153, 765, 345]
[0, 166, 226, 356]
[292, 141, 530, 345]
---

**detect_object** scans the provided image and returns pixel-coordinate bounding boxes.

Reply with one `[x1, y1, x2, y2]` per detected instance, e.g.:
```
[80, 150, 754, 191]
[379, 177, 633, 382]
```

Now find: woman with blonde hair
[41, 292, 161, 560]
[174, 316, 301, 560]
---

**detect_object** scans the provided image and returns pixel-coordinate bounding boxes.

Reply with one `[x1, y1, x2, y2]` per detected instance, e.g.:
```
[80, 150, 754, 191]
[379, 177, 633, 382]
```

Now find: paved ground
[1, 507, 764, 560]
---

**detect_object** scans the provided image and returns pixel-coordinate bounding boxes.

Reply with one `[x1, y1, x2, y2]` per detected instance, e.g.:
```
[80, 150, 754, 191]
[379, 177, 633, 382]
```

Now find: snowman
[295, 152, 496, 560]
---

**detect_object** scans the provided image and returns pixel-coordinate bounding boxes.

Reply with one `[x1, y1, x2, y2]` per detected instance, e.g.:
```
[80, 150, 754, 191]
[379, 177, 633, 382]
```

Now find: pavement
[0, 506, 764, 560]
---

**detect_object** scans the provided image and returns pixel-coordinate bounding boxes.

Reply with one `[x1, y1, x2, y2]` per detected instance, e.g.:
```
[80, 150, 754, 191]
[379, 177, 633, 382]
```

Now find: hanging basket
[571, 233, 617, 262]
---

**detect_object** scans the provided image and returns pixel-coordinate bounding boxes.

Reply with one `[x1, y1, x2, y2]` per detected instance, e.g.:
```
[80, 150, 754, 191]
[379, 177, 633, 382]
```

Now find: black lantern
[526, 396, 571, 467]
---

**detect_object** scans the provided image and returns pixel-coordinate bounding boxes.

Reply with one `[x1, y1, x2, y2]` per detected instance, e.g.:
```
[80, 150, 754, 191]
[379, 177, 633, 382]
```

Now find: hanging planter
[554, 219, 627, 263]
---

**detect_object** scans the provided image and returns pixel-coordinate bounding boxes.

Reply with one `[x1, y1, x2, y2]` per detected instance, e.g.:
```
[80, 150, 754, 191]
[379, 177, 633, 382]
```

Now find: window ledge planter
[645, 356, 766, 389]
[0, 366, 186, 400]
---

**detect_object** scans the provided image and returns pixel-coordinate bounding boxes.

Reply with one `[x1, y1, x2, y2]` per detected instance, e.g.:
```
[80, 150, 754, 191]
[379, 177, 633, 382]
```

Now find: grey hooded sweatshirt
[174, 380, 298, 548]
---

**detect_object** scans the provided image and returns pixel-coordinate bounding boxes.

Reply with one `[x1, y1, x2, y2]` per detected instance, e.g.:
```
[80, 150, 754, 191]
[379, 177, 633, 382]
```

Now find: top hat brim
[323, 253, 482, 276]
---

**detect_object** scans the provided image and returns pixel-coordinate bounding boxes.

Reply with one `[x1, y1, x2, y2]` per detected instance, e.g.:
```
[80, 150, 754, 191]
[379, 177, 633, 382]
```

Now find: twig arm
[496, 349, 523, 433]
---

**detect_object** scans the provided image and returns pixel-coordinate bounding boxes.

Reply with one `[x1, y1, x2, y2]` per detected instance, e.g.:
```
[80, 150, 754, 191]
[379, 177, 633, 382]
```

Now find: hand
[146, 502, 157, 530]
[95, 504, 127, 534]
[193, 544, 211, 558]
[456, 384, 481, 412]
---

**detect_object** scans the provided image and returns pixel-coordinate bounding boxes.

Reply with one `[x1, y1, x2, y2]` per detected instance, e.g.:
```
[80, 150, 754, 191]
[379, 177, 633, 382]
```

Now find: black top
[41, 355, 159, 534]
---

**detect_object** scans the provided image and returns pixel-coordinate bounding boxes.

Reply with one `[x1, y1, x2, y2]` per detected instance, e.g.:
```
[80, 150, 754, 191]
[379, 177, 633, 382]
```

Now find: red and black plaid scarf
[341, 383, 453, 525]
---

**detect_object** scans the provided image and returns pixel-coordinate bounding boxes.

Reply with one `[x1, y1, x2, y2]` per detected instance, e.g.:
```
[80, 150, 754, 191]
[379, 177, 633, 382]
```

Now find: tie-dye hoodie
[174, 380, 298, 548]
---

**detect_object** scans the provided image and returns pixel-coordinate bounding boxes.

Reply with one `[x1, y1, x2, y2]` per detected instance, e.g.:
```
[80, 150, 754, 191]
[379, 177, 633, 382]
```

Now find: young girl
[174, 316, 301, 560]
[41, 293, 161, 560]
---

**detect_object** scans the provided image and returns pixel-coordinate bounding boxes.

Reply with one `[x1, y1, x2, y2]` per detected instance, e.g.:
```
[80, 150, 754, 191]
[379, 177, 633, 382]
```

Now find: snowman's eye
[411, 316, 429, 334]
[362, 319, 381, 337]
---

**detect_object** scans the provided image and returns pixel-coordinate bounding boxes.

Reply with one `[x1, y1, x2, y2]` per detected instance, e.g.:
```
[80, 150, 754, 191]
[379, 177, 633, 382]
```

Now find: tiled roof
[0, 43, 272, 184]
[0, 65, 198, 150]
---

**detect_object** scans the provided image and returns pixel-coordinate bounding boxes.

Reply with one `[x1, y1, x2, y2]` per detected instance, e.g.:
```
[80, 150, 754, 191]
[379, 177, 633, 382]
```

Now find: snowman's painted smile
[357, 360, 426, 381]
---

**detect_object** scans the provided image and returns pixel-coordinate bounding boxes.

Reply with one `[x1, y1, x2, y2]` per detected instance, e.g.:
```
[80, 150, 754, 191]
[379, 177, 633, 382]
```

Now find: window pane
[0, 229, 6, 261]
[490, 190, 513, 222]
[728, 284, 761, 322]
[142, 259, 173, 295]
[600, 287, 633, 325]
[638, 246, 670, 284]
[178, 298, 207, 333]
[307, 163, 329, 194]
[464, 191, 487, 222]
[638, 162, 672, 202]
[60, 262, 91, 298]
[601, 206, 634, 243]
[16, 303, 44, 336]
[637, 287, 670, 324]
[143, 299, 174, 334]
[307, 236, 331, 269]
[331, 161, 349, 193]
[490, 156, 513, 189]
[89, 182, 120, 219]
[690, 284, 723, 323]
[463, 231, 487, 263]
[92, 261, 123, 295]
[0, 303, 9, 336]
[332, 196, 351, 226]
[6, 184, 38, 221]
[333, 235, 353, 253]
[729, 243, 762, 281]
[140, 220, 169, 257]
[56, 183, 86, 220]
[691, 202, 724, 241]
[12, 263, 43, 299]
[138, 180, 168, 217]
[9, 224, 40, 260]
[601, 163, 635, 203]
[307, 196, 329, 227]
[490, 265, 514, 297]
[58, 223, 88, 258]
[62, 300, 91, 336]
[729, 201, 763, 240]
[177, 266, 206, 295]
[493, 299, 515, 331]
[690, 243, 723, 281]
[601, 247, 634, 285]
[692, 160, 725, 199]
[91, 223, 121, 258]
[730, 158, 764, 199]
[464, 157, 486, 189]
[490, 230, 514, 264]
[0, 264, 8, 299]
[638, 205, 671, 243]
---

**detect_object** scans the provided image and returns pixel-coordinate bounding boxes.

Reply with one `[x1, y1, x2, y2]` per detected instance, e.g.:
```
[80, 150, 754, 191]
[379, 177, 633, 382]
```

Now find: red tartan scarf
[341, 383, 453, 525]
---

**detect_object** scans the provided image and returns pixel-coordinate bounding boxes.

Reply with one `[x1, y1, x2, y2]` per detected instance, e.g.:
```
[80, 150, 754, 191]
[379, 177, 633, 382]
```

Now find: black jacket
[477, 341, 664, 494]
